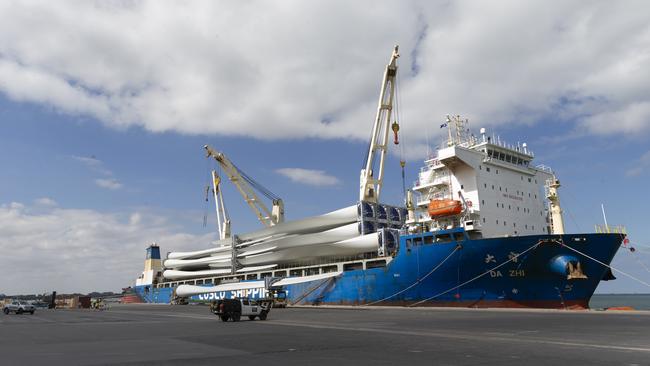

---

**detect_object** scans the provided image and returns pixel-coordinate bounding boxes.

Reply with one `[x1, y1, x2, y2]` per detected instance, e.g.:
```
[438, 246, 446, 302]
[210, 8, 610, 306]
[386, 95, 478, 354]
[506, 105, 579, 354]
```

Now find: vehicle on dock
[3, 301, 35, 315]
[130, 46, 626, 310]
[210, 298, 273, 322]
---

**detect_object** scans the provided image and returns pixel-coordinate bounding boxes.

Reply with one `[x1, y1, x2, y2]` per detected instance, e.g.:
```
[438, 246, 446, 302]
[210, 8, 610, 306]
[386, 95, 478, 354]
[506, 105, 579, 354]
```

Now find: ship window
[517, 207, 520, 211]
[322, 265, 338, 273]
[196, 280, 204, 285]
[525, 224, 528, 229]
[532, 225, 535, 230]
[502, 203, 505, 208]
[529, 193, 531, 197]
[513, 222, 516, 227]
[482, 218, 486, 223]
[496, 202, 499, 208]
[487, 167, 491, 172]
[535, 179, 537, 184]
[505, 188, 507, 192]
[499, 186, 502, 191]
[535, 194, 537, 199]
[435, 234, 453, 243]
[289, 269, 302, 277]
[274, 270, 288, 277]
[479, 165, 482, 170]
[528, 178, 532, 182]
[496, 169, 499, 174]
[482, 200, 485, 205]
[504, 221, 507, 226]
[367, 260, 387, 269]
[204, 279, 213, 285]
[305, 268, 320, 276]
[484, 183, 487, 188]
[246, 274, 258, 280]
[492, 185, 494, 190]
[508, 205, 511, 210]
[413, 237, 423, 246]
[424, 236, 434, 245]
[344, 262, 363, 271]
[506, 155, 511, 163]
[521, 176, 523, 180]
[461, 185, 464, 189]
[496, 220, 499, 224]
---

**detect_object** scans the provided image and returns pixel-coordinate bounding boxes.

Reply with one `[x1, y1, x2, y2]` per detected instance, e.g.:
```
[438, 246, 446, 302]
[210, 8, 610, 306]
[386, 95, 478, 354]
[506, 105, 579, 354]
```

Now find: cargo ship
[132, 46, 625, 308]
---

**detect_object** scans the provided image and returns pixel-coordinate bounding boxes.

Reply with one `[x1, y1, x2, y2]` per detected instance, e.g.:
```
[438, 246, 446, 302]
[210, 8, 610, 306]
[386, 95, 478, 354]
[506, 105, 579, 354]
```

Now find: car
[3, 301, 36, 315]
[210, 298, 273, 322]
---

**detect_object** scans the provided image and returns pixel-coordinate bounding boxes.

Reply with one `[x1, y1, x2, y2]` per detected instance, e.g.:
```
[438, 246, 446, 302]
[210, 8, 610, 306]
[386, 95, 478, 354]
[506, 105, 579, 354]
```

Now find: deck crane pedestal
[204, 145, 284, 228]
[360, 45, 400, 203]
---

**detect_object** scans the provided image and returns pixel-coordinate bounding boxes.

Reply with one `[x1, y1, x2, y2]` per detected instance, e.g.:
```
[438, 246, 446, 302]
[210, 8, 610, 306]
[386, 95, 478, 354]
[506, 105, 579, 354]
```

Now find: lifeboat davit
[427, 199, 463, 218]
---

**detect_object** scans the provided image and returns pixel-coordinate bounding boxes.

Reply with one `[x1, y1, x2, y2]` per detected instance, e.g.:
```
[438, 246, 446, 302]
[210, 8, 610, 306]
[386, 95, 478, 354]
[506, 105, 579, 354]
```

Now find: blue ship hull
[135, 231, 623, 309]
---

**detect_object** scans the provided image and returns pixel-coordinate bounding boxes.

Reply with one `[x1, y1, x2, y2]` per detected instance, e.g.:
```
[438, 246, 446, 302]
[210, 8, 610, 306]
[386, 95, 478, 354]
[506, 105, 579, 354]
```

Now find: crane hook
[391, 121, 400, 145]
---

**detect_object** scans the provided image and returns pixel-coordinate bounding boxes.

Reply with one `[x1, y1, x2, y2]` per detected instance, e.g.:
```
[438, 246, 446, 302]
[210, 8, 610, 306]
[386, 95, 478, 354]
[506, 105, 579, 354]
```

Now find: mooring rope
[363, 245, 461, 306]
[562, 243, 650, 289]
[409, 240, 543, 307]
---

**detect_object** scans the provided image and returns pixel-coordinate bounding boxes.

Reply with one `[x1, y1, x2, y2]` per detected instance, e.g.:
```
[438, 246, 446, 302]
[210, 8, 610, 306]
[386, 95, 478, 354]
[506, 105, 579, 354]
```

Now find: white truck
[3, 301, 36, 315]
[210, 298, 273, 322]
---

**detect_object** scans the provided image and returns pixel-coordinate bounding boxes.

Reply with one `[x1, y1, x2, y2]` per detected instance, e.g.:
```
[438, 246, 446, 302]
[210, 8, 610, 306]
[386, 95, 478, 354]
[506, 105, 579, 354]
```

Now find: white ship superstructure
[410, 115, 560, 237]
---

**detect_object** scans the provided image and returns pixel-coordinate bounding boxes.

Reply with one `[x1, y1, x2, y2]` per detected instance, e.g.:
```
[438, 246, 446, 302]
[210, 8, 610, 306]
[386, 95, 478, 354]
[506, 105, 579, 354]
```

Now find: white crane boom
[360, 45, 400, 203]
[211, 170, 231, 240]
[205, 145, 284, 227]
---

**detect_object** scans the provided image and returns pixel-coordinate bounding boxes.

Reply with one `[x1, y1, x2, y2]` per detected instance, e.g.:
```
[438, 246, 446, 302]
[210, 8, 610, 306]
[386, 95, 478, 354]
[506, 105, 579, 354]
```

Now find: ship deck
[1, 304, 649, 365]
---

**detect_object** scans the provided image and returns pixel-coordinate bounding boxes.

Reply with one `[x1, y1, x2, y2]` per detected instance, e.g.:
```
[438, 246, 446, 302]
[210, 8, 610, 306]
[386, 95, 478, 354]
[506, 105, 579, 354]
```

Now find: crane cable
[363, 244, 461, 306]
[395, 70, 407, 201]
[408, 239, 544, 307]
[562, 240, 650, 289]
[202, 154, 212, 228]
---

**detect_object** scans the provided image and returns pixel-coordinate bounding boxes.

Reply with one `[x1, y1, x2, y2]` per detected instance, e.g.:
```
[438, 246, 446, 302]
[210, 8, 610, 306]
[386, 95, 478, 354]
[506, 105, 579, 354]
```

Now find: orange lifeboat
[427, 199, 463, 218]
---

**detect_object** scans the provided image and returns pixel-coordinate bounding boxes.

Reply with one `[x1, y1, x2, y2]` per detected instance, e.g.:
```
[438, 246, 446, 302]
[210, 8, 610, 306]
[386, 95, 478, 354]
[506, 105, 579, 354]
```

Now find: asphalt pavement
[1, 304, 649, 365]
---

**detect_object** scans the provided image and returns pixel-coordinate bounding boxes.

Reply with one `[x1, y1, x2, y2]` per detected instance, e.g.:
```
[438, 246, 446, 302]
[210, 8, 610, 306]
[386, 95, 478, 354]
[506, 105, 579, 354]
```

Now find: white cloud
[0, 1, 649, 150]
[625, 150, 650, 177]
[276, 168, 340, 187]
[72, 155, 102, 167]
[95, 178, 123, 190]
[34, 197, 57, 206]
[0, 201, 214, 294]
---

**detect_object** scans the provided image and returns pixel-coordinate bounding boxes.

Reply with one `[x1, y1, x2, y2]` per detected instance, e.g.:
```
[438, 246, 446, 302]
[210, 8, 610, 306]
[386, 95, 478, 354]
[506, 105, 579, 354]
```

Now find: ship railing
[415, 173, 450, 188]
[594, 224, 627, 234]
[536, 164, 553, 174]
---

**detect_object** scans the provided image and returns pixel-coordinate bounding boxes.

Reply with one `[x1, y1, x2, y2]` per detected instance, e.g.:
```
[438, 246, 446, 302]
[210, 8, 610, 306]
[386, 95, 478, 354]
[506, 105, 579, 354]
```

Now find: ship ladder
[290, 277, 337, 306]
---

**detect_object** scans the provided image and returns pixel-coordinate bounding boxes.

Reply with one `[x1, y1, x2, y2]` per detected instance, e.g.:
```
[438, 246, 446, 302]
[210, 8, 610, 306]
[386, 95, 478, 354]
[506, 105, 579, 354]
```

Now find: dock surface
[2, 304, 649, 365]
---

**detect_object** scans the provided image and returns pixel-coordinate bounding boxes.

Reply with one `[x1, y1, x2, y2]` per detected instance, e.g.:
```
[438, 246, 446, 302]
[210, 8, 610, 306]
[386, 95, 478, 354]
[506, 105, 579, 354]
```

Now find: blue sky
[1, 1, 649, 294]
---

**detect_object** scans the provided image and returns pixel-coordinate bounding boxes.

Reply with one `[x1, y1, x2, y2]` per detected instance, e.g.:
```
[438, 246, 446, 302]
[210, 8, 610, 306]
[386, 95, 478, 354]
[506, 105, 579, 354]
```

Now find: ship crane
[360, 45, 400, 203]
[210, 170, 231, 240]
[204, 145, 284, 227]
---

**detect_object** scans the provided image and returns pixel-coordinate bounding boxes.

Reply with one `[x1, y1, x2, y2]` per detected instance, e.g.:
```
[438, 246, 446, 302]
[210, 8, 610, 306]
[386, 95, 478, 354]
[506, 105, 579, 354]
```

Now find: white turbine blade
[273, 271, 343, 286]
[176, 281, 266, 297]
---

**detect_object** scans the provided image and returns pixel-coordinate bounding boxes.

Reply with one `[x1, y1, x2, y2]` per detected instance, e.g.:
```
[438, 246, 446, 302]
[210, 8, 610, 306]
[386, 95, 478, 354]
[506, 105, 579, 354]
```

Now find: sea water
[590, 294, 650, 310]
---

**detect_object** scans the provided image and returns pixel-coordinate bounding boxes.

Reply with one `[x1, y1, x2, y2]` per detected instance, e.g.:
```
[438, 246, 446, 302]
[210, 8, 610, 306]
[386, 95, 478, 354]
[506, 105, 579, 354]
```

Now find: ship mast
[360, 45, 400, 203]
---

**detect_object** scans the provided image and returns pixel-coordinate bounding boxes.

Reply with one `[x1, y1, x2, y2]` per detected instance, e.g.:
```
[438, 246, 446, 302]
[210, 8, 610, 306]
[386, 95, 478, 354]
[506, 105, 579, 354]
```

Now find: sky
[1, 0, 650, 295]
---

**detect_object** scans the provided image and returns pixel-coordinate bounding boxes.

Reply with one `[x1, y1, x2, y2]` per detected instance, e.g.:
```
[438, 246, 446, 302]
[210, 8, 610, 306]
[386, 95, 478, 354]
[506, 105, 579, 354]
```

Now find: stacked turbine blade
[162, 203, 405, 281]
